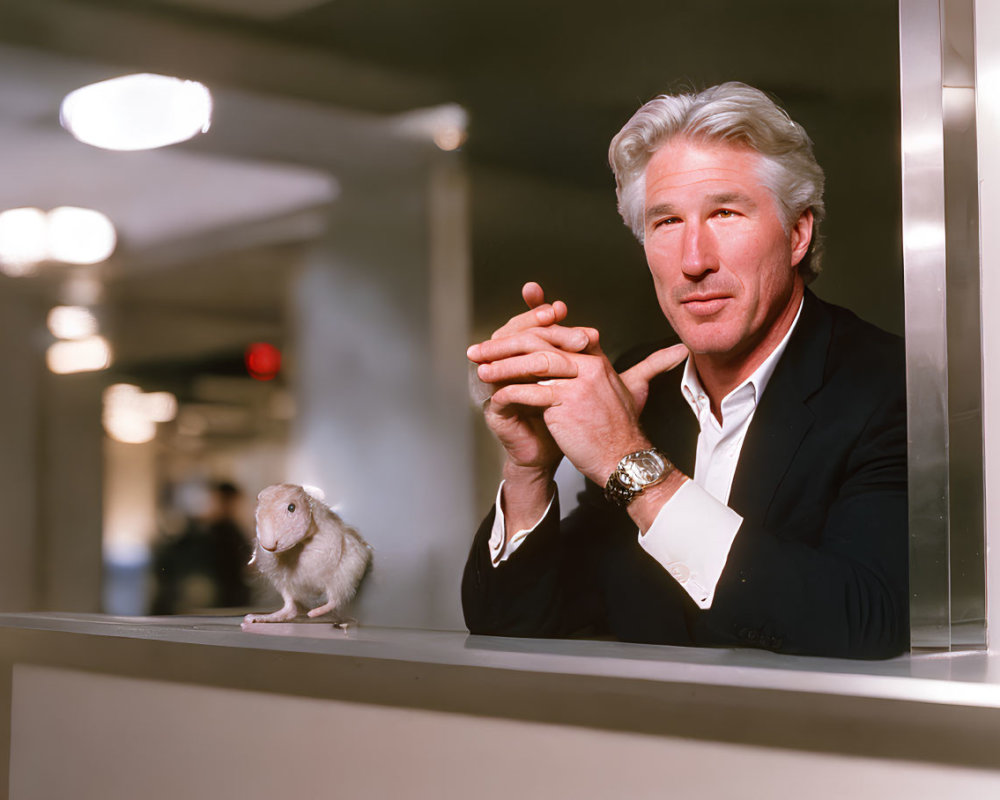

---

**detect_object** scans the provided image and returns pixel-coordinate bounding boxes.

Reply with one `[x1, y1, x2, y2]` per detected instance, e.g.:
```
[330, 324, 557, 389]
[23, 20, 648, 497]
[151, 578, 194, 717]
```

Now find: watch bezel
[621, 450, 667, 485]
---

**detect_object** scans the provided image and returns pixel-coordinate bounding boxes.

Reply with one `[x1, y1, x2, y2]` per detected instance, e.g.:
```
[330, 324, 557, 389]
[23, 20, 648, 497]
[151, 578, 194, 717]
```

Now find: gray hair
[609, 82, 826, 282]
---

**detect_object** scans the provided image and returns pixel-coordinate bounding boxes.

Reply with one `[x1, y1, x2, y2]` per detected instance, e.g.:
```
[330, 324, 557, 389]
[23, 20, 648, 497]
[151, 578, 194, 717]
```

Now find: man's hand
[469, 281, 688, 487]
[467, 283, 581, 476]
[478, 329, 687, 485]
[468, 282, 589, 534]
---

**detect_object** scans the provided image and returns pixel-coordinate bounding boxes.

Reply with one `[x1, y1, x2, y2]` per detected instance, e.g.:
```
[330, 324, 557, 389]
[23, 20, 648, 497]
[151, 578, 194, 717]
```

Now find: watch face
[623, 451, 666, 485]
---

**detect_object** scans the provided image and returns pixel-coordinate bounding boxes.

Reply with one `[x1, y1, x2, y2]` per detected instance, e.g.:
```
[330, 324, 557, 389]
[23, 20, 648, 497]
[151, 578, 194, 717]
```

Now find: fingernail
[466, 344, 480, 359]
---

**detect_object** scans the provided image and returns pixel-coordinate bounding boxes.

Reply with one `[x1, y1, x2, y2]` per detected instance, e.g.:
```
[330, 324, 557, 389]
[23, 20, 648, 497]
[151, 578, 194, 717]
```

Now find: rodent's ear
[303, 489, 319, 519]
[302, 484, 326, 503]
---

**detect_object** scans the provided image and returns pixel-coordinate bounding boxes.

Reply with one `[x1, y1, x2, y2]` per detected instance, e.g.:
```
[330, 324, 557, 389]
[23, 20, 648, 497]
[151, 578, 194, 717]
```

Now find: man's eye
[714, 209, 737, 218]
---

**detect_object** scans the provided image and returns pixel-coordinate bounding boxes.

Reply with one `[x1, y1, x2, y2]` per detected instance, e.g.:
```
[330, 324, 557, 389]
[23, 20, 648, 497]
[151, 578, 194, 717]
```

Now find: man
[462, 82, 908, 659]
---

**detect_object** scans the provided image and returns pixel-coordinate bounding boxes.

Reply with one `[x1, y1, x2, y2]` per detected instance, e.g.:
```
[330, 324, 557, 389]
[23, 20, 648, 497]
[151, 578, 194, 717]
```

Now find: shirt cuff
[488, 480, 556, 567]
[637, 479, 743, 609]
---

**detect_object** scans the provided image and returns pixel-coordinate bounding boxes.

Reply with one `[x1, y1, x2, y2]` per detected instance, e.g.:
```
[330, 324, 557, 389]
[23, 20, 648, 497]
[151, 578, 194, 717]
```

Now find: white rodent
[242, 483, 372, 629]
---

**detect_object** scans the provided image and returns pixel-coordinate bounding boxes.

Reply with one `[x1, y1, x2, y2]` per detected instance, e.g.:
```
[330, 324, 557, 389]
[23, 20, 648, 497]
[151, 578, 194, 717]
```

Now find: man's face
[642, 138, 812, 368]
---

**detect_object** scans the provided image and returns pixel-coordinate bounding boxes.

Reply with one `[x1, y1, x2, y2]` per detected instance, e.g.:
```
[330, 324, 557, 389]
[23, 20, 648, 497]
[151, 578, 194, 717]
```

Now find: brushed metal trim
[900, 0, 952, 650]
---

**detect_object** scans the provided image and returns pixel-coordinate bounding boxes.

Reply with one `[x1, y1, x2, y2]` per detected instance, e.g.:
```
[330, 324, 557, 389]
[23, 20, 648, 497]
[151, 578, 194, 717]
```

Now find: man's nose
[680, 223, 718, 278]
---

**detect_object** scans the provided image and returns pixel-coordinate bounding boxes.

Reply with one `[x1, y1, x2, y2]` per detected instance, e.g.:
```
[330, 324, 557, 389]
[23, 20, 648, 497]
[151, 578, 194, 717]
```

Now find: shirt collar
[680, 295, 805, 420]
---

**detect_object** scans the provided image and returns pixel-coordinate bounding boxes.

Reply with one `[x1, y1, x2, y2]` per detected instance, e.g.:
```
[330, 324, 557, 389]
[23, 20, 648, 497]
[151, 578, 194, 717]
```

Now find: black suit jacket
[462, 291, 909, 659]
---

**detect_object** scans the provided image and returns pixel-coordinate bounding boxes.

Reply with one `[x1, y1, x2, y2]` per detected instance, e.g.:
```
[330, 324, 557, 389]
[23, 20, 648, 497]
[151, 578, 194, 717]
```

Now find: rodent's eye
[287, 503, 296, 513]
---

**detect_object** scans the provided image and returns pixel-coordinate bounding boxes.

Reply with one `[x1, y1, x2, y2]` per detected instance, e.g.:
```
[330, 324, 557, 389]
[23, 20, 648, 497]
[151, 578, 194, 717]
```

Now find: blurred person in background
[150, 479, 253, 614]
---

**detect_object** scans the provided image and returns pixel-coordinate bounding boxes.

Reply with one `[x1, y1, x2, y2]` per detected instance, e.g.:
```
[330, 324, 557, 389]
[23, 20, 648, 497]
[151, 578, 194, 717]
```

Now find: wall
[7, 649, 1000, 800]
[0, 284, 103, 614]
[288, 158, 474, 630]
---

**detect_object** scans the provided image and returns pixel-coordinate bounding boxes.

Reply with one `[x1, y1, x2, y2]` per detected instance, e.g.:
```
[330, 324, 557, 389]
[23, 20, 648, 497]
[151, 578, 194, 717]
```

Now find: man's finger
[477, 351, 581, 384]
[622, 344, 689, 385]
[490, 382, 559, 410]
[468, 325, 592, 363]
[522, 281, 546, 309]
[491, 301, 569, 339]
[521, 281, 569, 321]
[488, 281, 567, 340]
[620, 343, 688, 411]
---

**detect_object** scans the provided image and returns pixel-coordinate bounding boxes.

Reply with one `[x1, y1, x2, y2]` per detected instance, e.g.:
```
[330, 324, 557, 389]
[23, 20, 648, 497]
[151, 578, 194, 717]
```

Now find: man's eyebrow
[709, 191, 758, 209]
[645, 203, 679, 221]
[645, 193, 759, 223]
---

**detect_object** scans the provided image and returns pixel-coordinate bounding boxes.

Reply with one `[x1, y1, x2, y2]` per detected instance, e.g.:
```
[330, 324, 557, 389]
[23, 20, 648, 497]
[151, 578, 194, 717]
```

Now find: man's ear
[789, 209, 814, 268]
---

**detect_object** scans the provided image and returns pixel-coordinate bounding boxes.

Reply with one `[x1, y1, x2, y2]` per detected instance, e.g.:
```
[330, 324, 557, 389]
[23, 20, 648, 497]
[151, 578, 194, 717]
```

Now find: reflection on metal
[900, 0, 951, 651]
[943, 84, 986, 649]
[974, 0, 1000, 652]
[899, 0, 987, 651]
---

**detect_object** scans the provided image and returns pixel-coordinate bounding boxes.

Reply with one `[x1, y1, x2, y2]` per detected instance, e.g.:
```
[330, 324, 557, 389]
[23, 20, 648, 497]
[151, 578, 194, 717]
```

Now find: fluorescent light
[433, 123, 467, 151]
[103, 384, 178, 444]
[0, 207, 47, 275]
[0, 207, 117, 272]
[47, 305, 99, 340]
[61, 73, 213, 151]
[144, 392, 178, 423]
[47, 207, 117, 264]
[46, 335, 113, 374]
[394, 104, 468, 151]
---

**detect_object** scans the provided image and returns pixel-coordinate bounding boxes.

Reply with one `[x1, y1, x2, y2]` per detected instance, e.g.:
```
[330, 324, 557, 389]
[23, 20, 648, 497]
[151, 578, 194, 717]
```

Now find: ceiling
[0, 0, 901, 186]
[0, 0, 903, 390]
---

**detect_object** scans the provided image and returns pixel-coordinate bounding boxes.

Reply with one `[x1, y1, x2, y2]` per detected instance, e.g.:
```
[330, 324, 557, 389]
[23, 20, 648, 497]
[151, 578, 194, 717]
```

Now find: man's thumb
[620, 343, 688, 410]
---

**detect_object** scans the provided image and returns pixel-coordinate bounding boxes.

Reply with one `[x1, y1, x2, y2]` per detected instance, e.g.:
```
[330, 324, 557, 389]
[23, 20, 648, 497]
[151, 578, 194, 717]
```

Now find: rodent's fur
[242, 483, 372, 627]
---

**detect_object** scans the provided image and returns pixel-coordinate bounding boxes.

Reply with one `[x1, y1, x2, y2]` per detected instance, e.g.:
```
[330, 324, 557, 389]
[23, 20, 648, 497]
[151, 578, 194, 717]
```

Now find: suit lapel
[727, 291, 832, 521]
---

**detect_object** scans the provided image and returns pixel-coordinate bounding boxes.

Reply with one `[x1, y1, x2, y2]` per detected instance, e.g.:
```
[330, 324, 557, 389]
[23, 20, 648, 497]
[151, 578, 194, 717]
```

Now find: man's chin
[671, 324, 742, 358]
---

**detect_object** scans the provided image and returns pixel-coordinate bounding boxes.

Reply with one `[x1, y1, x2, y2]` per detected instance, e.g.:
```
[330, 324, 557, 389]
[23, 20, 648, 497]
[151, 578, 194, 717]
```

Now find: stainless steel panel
[942, 81, 986, 649]
[972, 0, 1000, 652]
[900, 0, 987, 651]
[899, 0, 952, 650]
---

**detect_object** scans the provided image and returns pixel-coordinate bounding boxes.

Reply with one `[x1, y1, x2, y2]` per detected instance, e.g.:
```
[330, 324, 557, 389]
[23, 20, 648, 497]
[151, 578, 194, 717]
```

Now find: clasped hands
[467, 282, 688, 490]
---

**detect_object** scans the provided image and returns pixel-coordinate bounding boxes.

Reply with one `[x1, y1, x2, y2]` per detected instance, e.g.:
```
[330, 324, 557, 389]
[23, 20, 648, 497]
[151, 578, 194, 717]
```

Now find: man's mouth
[680, 294, 730, 316]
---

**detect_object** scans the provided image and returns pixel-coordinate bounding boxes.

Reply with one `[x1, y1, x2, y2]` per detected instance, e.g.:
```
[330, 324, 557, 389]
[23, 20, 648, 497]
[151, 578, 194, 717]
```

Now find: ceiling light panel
[61, 73, 212, 151]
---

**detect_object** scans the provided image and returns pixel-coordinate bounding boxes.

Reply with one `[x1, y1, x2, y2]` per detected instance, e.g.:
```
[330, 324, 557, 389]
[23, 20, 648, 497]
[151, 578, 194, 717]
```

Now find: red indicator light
[245, 342, 281, 381]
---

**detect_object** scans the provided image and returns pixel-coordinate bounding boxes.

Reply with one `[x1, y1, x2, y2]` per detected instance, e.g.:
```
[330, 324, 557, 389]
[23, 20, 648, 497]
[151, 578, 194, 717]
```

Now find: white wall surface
[10, 664, 1000, 800]
[288, 160, 474, 630]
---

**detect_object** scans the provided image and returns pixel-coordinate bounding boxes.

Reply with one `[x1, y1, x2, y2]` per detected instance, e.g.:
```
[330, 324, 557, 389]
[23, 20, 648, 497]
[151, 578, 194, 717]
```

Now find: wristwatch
[604, 448, 673, 507]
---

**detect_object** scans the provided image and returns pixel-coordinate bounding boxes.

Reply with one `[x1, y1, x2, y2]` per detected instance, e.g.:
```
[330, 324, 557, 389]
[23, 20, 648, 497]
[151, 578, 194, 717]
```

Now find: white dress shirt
[489, 298, 804, 610]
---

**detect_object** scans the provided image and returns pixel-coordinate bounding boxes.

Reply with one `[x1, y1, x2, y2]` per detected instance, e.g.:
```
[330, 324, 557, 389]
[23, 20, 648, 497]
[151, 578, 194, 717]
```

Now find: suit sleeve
[461, 492, 608, 638]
